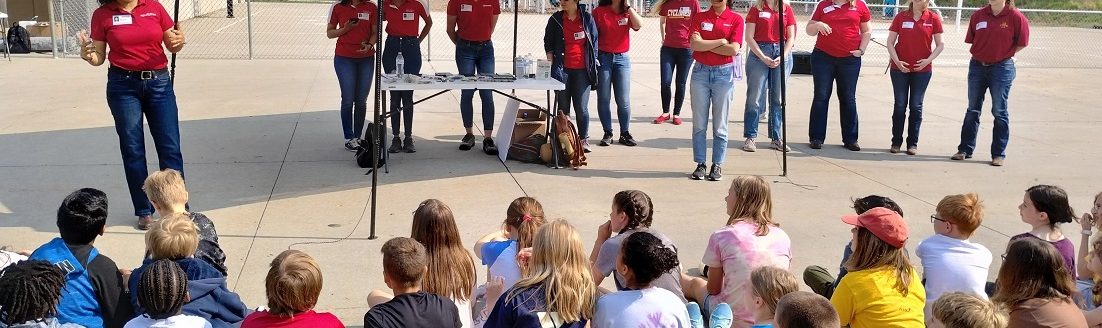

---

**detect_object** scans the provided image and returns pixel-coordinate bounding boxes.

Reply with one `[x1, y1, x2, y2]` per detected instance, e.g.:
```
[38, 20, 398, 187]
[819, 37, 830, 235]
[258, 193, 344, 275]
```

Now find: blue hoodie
[543, 5, 600, 89]
[128, 258, 247, 328]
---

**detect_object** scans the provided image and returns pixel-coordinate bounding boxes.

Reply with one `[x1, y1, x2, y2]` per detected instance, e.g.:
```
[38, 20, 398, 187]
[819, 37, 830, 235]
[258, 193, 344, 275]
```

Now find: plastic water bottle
[396, 51, 405, 76]
[514, 56, 525, 79]
[525, 53, 534, 78]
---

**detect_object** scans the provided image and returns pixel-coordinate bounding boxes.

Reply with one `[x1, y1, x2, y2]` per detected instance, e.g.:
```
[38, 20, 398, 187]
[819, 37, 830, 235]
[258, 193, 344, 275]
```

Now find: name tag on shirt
[618, 17, 628, 25]
[403, 12, 415, 20]
[701, 22, 713, 31]
[758, 11, 771, 19]
[461, 4, 473, 11]
[976, 21, 987, 30]
[901, 21, 914, 29]
[573, 31, 585, 40]
[358, 12, 370, 20]
[112, 14, 133, 26]
[822, 6, 835, 14]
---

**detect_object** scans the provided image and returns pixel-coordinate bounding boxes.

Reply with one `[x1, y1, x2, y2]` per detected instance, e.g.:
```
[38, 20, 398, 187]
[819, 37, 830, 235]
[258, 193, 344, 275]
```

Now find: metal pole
[49, 0, 58, 58]
[247, 0, 253, 59]
[512, 0, 518, 75]
[59, 0, 67, 56]
[368, 0, 385, 240]
[171, 0, 179, 83]
[955, 0, 962, 32]
[426, 0, 431, 61]
[779, 0, 787, 176]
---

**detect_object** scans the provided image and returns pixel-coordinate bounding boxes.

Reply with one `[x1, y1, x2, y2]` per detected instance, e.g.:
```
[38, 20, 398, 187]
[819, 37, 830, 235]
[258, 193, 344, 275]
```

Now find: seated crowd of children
[2, 168, 1102, 328]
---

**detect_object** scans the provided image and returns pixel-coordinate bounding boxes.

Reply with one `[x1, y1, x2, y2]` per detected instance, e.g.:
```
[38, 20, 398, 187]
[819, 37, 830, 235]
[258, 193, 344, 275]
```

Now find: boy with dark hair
[773, 291, 839, 328]
[364, 237, 461, 328]
[0, 260, 83, 328]
[125, 260, 211, 328]
[29, 188, 135, 328]
[802, 195, 904, 298]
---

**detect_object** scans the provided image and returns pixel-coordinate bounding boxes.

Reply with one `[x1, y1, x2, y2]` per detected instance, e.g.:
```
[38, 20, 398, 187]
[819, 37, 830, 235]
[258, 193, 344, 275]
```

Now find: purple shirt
[1011, 233, 1076, 279]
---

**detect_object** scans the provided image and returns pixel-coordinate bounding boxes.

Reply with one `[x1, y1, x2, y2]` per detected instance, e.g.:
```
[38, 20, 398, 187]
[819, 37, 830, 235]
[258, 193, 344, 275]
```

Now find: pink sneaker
[672, 117, 683, 125]
[653, 114, 670, 124]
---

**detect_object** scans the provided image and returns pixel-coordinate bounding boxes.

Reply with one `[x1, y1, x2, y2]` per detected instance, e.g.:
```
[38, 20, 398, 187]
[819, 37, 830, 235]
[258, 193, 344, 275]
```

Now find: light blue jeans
[743, 42, 792, 140]
[690, 62, 734, 165]
[597, 51, 631, 134]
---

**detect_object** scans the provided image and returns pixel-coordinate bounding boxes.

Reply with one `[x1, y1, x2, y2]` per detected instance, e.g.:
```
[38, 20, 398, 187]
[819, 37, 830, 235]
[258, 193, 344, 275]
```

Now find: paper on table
[496, 99, 521, 162]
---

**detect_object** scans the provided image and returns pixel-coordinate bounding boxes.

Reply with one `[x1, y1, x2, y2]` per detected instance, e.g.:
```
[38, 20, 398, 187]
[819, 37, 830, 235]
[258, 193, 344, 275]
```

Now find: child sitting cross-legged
[125, 260, 212, 328]
[142, 169, 228, 276]
[592, 232, 690, 328]
[241, 250, 343, 328]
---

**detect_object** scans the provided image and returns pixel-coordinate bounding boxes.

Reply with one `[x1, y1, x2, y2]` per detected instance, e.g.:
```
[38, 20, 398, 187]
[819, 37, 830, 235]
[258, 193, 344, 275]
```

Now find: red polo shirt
[888, 9, 942, 72]
[447, 0, 500, 42]
[746, 4, 796, 43]
[966, 5, 1029, 64]
[384, 0, 427, 37]
[561, 15, 586, 69]
[330, 2, 378, 58]
[810, 0, 870, 58]
[90, 0, 173, 71]
[690, 8, 744, 66]
[659, 0, 699, 49]
[592, 6, 633, 53]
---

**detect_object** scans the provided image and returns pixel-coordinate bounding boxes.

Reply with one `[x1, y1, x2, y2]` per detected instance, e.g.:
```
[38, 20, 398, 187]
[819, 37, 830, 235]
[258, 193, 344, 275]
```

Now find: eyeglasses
[930, 214, 947, 223]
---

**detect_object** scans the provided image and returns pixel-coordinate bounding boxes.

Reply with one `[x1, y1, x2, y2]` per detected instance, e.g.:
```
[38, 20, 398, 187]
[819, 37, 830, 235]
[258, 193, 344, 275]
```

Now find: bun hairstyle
[1026, 185, 1076, 229]
[936, 193, 984, 237]
[619, 232, 679, 286]
[613, 190, 654, 234]
[504, 197, 547, 249]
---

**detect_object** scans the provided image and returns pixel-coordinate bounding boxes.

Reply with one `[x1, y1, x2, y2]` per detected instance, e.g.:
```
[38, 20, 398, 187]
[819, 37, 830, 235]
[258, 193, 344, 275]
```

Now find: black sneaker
[618, 132, 637, 147]
[843, 143, 862, 151]
[345, 138, 360, 152]
[388, 136, 402, 153]
[483, 138, 499, 155]
[403, 137, 416, 153]
[810, 140, 823, 149]
[707, 164, 723, 181]
[690, 163, 707, 180]
[459, 133, 476, 151]
[599, 131, 613, 146]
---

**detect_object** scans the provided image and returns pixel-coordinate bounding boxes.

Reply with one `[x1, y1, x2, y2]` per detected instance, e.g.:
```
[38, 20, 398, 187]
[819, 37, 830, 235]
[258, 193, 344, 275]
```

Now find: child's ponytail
[505, 197, 546, 249]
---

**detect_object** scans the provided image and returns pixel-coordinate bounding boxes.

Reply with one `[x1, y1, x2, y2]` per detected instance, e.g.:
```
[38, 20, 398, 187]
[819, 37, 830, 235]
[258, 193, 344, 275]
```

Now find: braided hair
[138, 259, 189, 319]
[0, 260, 66, 325]
[613, 190, 654, 234]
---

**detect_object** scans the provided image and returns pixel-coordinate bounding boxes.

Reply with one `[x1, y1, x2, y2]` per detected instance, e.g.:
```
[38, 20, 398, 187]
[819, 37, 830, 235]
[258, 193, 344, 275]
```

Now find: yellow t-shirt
[831, 266, 926, 328]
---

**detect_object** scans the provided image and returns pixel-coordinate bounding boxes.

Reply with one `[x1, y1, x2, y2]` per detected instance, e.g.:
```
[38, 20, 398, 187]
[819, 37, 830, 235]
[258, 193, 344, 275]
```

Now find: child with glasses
[917, 193, 993, 327]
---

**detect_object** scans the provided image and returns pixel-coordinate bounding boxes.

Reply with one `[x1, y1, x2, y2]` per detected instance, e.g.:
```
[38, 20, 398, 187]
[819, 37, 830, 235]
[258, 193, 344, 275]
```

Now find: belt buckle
[140, 71, 154, 80]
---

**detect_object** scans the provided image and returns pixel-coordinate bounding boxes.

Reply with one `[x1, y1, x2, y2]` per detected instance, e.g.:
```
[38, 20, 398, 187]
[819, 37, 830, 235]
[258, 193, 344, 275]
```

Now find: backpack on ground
[355, 122, 387, 169]
[7, 23, 32, 54]
[508, 133, 546, 164]
[549, 110, 586, 169]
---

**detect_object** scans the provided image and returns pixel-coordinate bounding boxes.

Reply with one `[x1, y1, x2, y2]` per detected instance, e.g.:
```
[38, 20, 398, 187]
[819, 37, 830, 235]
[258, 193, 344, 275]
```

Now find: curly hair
[0, 260, 66, 325]
[613, 190, 654, 233]
[619, 232, 678, 286]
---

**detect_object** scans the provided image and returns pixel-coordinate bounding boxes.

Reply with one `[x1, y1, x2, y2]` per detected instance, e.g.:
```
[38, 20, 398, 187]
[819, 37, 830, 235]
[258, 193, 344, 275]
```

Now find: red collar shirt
[691, 8, 744, 66]
[659, 0, 700, 49]
[966, 5, 1029, 64]
[746, 3, 796, 43]
[810, 0, 870, 58]
[888, 9, 942, 72]
[384, 0, 427, 37]
[90, 0, 174, 71]
[447, 0, 500, 42]
[592, 6, 633, 53]
[330, 2, 378, 58]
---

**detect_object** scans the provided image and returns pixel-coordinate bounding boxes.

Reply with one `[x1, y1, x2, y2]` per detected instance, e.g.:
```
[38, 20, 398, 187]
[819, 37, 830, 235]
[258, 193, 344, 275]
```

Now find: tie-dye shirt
[702, 221, 792, 325]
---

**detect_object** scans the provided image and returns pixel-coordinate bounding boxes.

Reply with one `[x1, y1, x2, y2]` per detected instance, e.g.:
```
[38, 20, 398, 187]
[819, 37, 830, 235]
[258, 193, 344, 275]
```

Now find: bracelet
[1084, 230, 1094, 236]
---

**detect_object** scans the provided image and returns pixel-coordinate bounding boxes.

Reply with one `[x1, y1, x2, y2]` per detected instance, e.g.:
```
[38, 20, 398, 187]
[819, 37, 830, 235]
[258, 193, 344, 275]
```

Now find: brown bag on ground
[552, 110, 586, 169]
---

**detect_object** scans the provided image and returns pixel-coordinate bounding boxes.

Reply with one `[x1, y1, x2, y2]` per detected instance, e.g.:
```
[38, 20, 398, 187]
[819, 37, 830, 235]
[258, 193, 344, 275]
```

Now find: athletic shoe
[459, 133, 476, 151]
[690, 163, 707, 180]
[403, 137, 416, 153]
[344, 138, 360, 152]
[483, 138, 499, 155]
[672, 117, 683, 125]
[810, 140, 823, 149]
[951, 152, 971, 160]
[600, 131, 613, 146]
[582, 139, 592, 153]
[906, 147, 917, 155]
[686, 302, 704, 328]
[843, 143, 862, 151]
[653, 114, 670, 124]
[618, 132, 637, 147]
[991, 157, 1005, 166]
[741, 138, 756, 152]
[890, 145, 902, 153]
[707, 164, 722, 181]
[770, 139, 790, 152]
[137, 215, 155, 230]
[388, 137, 402, 153]
[709, 303, 733, 328]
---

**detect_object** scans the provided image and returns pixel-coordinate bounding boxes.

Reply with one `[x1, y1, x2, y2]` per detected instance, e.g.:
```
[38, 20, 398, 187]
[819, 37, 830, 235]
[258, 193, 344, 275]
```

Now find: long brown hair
[726, 176, 777, 236]
[846, 228, 913, 294]
[508, 220, 597, 323]
[993, 238, 1077, 308]
[411, 199, 476, 302]
[504, 197, 546, 249]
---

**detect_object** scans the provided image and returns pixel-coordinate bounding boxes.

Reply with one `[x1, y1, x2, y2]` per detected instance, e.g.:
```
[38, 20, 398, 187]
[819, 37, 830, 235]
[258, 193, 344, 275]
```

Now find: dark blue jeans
[660, 46, 692, 116]
[106, 67, 183, 217]
[597, 51, 631, 134]
[557, 68, 592, 139]
[334, 55, 375, 140]
[383, 36, 423, 137]
[958, 59, 1015, 159]
[889, 70, 931, 148]
[456, 39, 496, 132]
[809, 49, 861, 145]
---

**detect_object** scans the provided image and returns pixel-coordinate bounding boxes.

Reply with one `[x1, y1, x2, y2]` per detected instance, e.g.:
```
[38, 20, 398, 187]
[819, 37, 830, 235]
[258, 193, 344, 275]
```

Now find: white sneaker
[741, 138, 756, 152]
[770, 139, 790, 152]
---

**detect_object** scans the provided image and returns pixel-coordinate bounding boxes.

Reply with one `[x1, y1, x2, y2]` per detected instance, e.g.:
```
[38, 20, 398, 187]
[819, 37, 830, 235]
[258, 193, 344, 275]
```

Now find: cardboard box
[511, 121, 547, 146]
[26, 23, 62, 38]
[516, 108, 546, 123]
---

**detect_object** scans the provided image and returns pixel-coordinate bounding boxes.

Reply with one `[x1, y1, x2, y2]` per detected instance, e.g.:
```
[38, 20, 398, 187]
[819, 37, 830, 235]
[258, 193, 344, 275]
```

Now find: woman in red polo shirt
[885, 0, 942, 156]
[687, 0, 743, 182]
[327, 0, 378, 152]
[805, 0, 870, 152]
[592, 0, 641, 148]
[740, 0, 796, 153]
[78, 0, 185, 229]
[651, 0, 698, 126]
[383, 0, 432, 154]
[952, 0, 1028, 167]
[544, 0, 599, 152]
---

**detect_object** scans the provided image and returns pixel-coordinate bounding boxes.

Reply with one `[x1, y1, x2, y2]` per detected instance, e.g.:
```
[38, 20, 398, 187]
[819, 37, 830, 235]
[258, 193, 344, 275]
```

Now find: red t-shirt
[241, 310, 344, 328]
[330, 2, 378, 58]
[384, 0, 427, 37]
[888, 9, 942, 72]
[746, 3, 796, 43]
[658, 0, 699, 49]
[690, 8, 744, 66]
[446, 0, 500, 42]
[966, 5, 1029, 63]
[810, 0, 871, 58]
[90, 0, 173, 71]
[592, 6, 633, 53]
[561, 15, 587, 69]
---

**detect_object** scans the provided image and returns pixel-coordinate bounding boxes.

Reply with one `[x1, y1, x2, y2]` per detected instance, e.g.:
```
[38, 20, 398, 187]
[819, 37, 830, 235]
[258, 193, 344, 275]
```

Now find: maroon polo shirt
[966, 5, 1029, 64]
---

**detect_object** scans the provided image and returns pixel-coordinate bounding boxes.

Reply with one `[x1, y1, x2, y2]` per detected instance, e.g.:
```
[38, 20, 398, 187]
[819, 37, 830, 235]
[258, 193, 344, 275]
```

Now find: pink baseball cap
[842, 207, 909, 248]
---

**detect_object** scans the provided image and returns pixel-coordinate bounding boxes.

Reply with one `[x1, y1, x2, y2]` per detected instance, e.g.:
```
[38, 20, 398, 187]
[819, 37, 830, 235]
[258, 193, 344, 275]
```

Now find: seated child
[833, 207, 925, 327]
[125, 260, 212, 328]
[591, 190, 684, 301]
[472, 197, 546, 327]
[241, 250, 344, 328]
[748, 266, 800, 328]
[918, 193, 992, 326]
[364, 237, 461, 328]
[143, 169, 228, 276]
[592, 232, 690, 328]
[29, 188, 135, 328]
[0, 260, 83, 328]
[773, 291, 839, 328]
[1011, 184, 1078, 278]
[932, 292, 1007, 328]
[803, 195, 903, 299]
[128, 215, 246, 328]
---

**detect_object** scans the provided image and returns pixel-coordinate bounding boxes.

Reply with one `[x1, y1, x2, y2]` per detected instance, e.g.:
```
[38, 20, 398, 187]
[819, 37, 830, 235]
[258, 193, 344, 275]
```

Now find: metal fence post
[426, 0, 431, 61]
[49, 0, 58, 58]
[247, 0, 253, 59]
[955, 0, 962, 32]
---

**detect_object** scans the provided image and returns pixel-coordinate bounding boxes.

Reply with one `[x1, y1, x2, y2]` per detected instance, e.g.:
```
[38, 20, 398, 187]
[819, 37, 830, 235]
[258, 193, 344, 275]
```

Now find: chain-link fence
[40, 0, 1102, 67]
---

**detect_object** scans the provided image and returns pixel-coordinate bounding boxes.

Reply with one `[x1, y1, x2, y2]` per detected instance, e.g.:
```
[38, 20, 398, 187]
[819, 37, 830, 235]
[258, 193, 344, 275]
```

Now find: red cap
[842, 207, 909, 248]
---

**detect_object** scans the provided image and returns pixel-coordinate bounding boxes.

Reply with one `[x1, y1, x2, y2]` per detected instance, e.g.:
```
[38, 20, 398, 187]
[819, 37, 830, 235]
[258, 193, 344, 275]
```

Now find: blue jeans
[597, 51, 631, 134]
[106, 67, 183, 217]
[456, 39, 496, 132]
[690, 63, 734, 165]
[383, 36, 423, 137]
[660, 46, 693, 115]
[334, 55, 375, 140]
[809, 49, 861, 144]
[557, 68, 592, 139]
[958, 59, 1015, 159]
[889, 70, 931, 148]
[743, 42, 792, 140]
